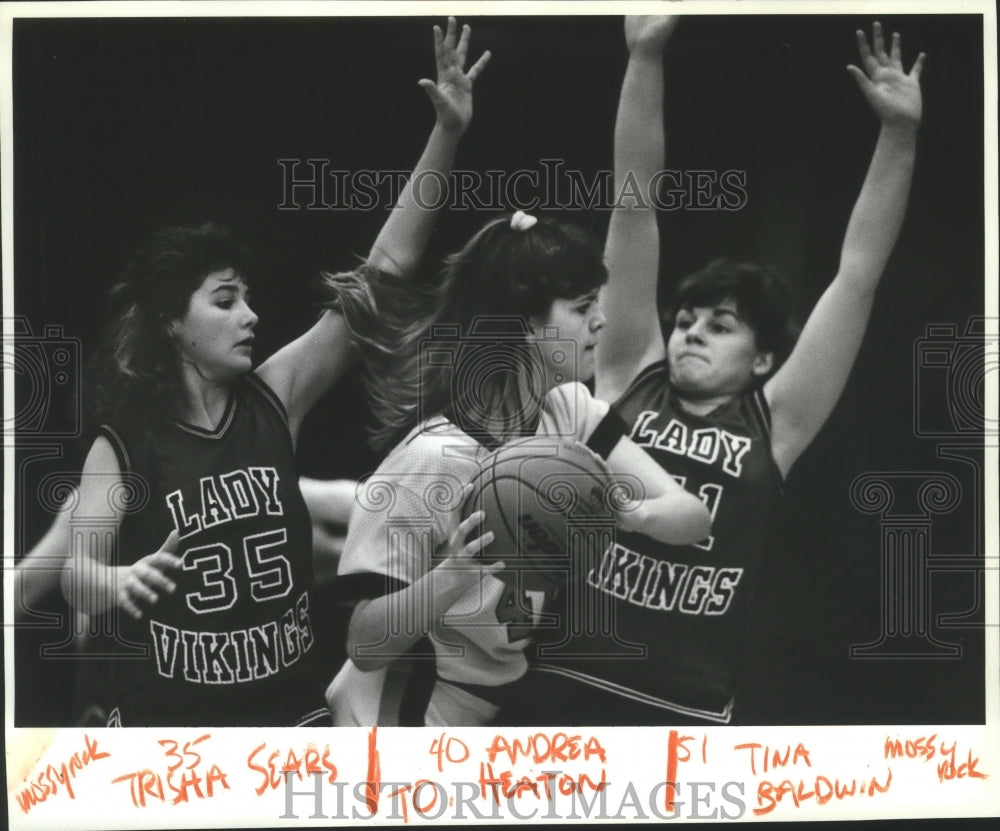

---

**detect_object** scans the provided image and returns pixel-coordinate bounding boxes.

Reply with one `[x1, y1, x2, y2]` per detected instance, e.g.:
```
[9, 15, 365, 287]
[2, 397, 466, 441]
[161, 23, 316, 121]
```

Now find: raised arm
[766, 23, 924, 477]
[368, 18, 489, 275]
[596, 16, 679, 404]
[257, 18, 490, 441]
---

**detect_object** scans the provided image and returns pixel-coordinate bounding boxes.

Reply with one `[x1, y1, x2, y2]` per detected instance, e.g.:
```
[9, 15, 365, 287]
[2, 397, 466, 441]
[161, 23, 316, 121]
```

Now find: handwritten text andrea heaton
[278, 776, 748, 821]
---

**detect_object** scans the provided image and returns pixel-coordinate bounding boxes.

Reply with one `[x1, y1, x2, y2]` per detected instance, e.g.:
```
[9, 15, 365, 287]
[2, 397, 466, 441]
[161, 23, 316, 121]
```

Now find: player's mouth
[236, 336, 255, 350]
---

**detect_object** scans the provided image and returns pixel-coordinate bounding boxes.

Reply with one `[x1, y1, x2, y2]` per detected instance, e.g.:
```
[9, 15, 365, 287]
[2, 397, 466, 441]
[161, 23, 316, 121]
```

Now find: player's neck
[177, 368, 233, 430]
[675, 392, 734, 417]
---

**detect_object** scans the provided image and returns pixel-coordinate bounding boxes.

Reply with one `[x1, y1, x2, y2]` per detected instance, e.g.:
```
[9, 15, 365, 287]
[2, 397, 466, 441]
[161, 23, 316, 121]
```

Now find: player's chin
[669, 368, 706, 395]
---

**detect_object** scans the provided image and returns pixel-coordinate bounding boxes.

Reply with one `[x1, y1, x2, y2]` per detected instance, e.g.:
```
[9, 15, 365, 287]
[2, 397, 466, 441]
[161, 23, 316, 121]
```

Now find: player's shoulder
[540, 382, 609, 442]
[378, 417, 481, 476]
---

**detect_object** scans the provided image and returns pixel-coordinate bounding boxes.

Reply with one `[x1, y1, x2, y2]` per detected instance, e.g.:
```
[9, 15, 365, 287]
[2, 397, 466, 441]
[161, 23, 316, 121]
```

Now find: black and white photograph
[4, 1, 997, 826]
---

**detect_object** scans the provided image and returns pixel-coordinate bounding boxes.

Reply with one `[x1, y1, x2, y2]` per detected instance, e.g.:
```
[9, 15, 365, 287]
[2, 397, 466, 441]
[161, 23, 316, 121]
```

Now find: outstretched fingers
[909, 51, 927, 79]
[855, 27, 876, 74]
[872, 21, 887, 64]
[455, 21, 471, 68]
[466, 49, 491, 83]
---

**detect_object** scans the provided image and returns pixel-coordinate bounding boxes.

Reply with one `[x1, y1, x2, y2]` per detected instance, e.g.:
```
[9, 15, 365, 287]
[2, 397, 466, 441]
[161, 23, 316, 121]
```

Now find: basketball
[461, 436, 618, 592]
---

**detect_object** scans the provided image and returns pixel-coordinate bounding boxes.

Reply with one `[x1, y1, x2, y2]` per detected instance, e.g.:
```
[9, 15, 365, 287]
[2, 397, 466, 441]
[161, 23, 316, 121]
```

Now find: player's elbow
[346, 606, 393, 673]
[366, 246, 411, 279]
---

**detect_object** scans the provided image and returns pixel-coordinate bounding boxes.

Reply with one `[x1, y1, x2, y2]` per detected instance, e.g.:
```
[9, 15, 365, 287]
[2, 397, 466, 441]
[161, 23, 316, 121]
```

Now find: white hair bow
[510, 210, 538, 231]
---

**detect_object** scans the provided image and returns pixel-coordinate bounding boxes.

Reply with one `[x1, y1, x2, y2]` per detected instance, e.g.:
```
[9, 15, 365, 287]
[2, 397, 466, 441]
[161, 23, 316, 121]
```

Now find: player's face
[171, 268, 258, 382]
[530, 289, 606, 386]
[667, 297, 773, 399]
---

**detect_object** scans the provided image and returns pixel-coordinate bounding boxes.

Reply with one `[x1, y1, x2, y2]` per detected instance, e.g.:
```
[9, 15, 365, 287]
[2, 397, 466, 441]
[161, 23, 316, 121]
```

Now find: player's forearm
[623, 493, 712, 546]
[837, 124, 918, 292]
[614, 50, 666, 199]
[367, 121, 462, 277]
[346, 566, 472, 671]
[61, 555, 124, 615]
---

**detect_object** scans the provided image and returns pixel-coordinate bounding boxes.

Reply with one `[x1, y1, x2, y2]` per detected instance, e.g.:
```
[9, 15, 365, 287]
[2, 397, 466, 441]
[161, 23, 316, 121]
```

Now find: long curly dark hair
[87, 223, 253, 436]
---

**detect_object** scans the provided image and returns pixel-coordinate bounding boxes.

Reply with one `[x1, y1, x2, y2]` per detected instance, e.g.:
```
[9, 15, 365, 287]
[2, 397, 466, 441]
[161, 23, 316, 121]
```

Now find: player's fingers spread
[872, 21, 887, 61]
[846, 64, 872, 93]
[456, 509, 486, 539]
[418, 78, 443, 104]
[466, 50, 491, 83]
[910, 52, 927, 79]
[464, 530, 494, 558]
[141, 563, 177, 595]
[856, 29, 874, 67]
[890, 32, 902, 63]
[128, 572, 158, 606]
[160, 528, 180, 554]
[433, 27, 448, 73]
[118, 588, 143, 620]
[443, 17, 457, 50]
[456, 23, 471, 66]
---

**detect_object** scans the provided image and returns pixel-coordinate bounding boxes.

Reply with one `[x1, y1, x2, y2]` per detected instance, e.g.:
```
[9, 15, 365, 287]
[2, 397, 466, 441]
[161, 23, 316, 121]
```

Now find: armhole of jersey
[750, 387, 786, 492]
[611, 357, 671, 410]
[332, 571, 410, 604]
[97, 424, 132, 475]
[247, 372, 291, 429]
[585, 410, 627, 459]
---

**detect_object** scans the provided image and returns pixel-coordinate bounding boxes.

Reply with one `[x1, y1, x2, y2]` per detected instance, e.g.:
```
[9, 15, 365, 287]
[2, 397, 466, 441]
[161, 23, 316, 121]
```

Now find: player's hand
[434, 503, 501, 599]
[847, 22, 925, 129]
[116, 530, 183, 620]
[625, 16, 680, 57]
[418, 17, 491, 136]
[614, 498, 647, 535]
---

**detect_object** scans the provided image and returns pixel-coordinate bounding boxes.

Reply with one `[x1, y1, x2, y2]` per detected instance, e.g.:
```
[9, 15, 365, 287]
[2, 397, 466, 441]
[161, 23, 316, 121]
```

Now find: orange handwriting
[111, 734, 229, 807]
[429, 732, 470, 772]
[884, 735, 988, 783]
[478, 762, 607, 804]
[247, 743, 338, 795]
[364, 726, 381, 816]
[753, 768, 892, 816]
[485, 733, 606, 766]
[734, 742, 812, 776]
[15, 735, 110, 814]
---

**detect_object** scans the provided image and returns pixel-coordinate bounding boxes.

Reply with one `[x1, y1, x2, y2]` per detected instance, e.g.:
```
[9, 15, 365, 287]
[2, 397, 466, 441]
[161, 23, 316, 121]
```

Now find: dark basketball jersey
[529, 359, 783, 723]
[99, 374, 329, 726]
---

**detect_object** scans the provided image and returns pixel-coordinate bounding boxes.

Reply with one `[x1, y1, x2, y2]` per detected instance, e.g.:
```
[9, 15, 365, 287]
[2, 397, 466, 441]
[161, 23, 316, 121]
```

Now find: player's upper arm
[595, 208, 667, 403]
[255, 309, 356, 445]
[765, 275, 876, 478]
[72, 436, 125, 565]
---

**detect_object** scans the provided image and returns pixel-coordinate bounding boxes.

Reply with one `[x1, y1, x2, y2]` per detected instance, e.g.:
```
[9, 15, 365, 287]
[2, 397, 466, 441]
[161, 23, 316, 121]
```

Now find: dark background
[10, 13, 987, 725]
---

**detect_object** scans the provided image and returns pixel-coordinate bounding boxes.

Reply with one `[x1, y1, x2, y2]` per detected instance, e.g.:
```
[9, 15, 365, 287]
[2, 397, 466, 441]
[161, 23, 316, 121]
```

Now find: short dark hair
[663, 258, 800, 375]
